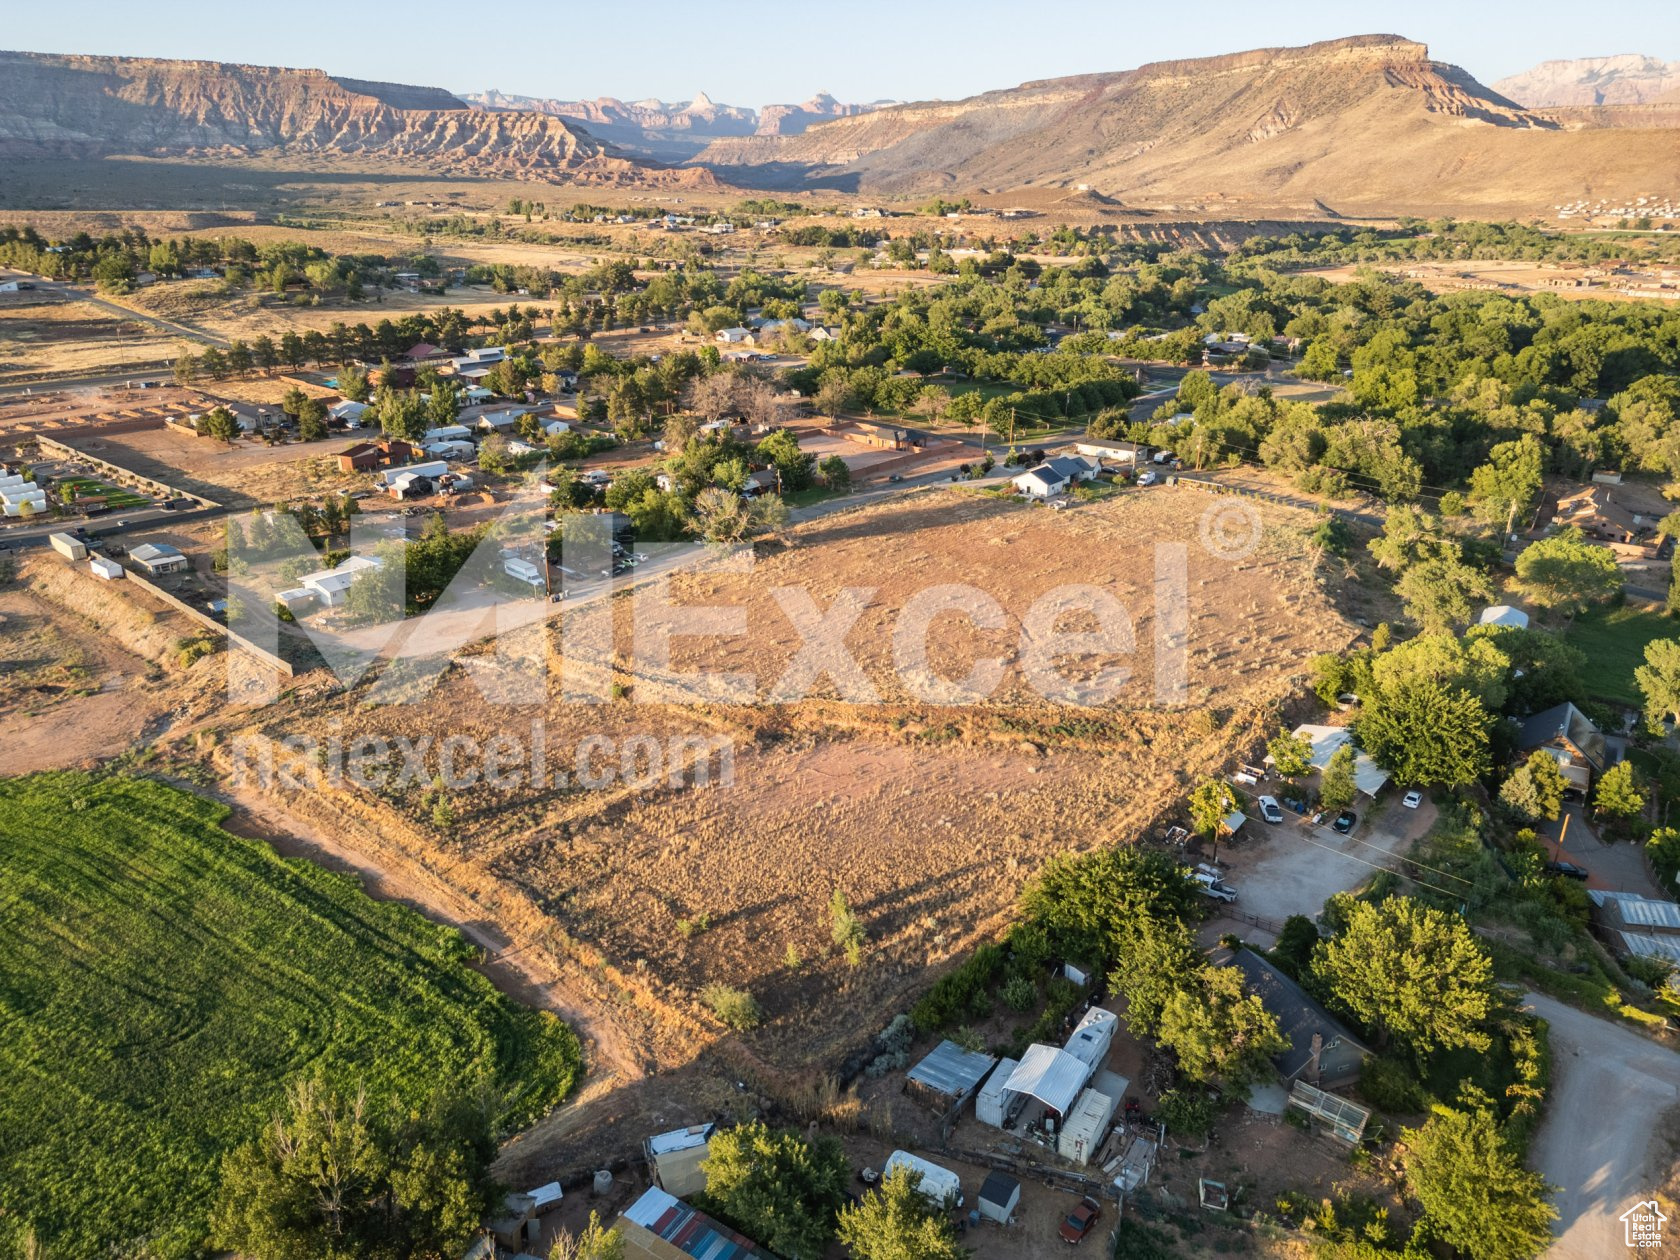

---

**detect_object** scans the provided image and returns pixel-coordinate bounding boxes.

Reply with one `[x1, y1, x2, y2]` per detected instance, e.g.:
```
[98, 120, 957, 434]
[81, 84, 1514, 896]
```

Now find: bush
[1001, 974, 1037, 1012]
[1357, 1055, 1428, 1114]
[702, 984, 762, 1031]
[910, 942, 1007, 1032]
[1159, 1087, 1216, 1138]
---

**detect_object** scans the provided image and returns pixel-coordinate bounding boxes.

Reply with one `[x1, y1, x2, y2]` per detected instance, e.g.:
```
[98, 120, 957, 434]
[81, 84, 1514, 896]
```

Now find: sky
[9, 1, 1680, 106]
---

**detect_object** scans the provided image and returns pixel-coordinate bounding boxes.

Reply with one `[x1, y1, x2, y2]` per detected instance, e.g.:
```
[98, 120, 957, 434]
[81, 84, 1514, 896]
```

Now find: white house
[1271, 724, 1391, 799]
[715, 327, 751, 344]
[543, 419, 572, 437]
[450, 348, 505, 372]
[299, 555, 382, 607]
[377, 460, 448, 488]
[1074, 440, 1140, 465]
[1011, 455, 1100, 498]
[329, 400, 369, 427]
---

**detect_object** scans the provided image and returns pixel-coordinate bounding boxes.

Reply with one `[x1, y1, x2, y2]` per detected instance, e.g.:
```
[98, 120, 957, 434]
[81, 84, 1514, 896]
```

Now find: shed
[378, 460, 448, 487]
[976, 1172, 1020, 1224]
[88, 555, 124, 580]
[645, 1123, 715, 1198]
[905, 1040, 997, 1111]
[1056, 1085, 1118, 1165]
[526, 1181, 563, 1215]
[883, 1150, 962, 1209]
[1063, 1006, 1117, 1071]
[974, 1056, 1020, 1128]
[618, 1186, 776, 1259]
[1003, 1044, 1091, 1117]
[275, 587, 315, 613]
[130, 542, 188, 576]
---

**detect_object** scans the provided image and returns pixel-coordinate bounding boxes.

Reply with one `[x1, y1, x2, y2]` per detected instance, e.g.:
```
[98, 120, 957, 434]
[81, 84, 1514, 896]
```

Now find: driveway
[1218, 793, 1437, 926]
[1523, 992, 1680, 1259]
[1539, 805, 1667, 900]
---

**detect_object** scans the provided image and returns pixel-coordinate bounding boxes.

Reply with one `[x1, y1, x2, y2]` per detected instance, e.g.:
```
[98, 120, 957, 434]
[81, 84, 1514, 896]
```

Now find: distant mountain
[0, 50, 703, 185]
[691, 34, 1680, 217]
[463, 88, 894, 160]
[1494, 54, 1680, 107]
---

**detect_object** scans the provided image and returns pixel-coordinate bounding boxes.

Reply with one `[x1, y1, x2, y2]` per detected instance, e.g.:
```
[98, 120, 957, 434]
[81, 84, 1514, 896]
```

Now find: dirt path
[209, 781, 648, 1095]
[1523, 991, 1680, 1259]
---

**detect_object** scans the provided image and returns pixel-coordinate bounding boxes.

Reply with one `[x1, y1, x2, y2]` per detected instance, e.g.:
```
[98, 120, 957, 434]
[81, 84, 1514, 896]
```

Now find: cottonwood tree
[1593, 760, 1646, 827]
[1396, 554, 1494, 633]
[1156, 964, 1286, 1089]
[1400, 1089, 1557, 1260]
[1314, 897, 1495, 1059]
[686, 371, 737, 424]
[1499, 751, 1568, 824]
[1634, 638, 1680, 732]
[1020, 848, 1200, 975]
[1468, 434, 1543, 536]
[1266, 727, 1314, 780]
[699, 1122, 848, 1260]
[1318, 744, 1358, 811]
[836, 1166, 969, 1260]
[1188, 780, 1238, 839]
[1357, 676, 1491, 788]
[1515, 528, 1621, 616]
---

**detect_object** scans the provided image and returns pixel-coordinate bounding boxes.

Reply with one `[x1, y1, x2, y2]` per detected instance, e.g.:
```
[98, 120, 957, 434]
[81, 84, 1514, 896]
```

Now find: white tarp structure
[974, 1056, 1019, 1128]
[884, 1151, 962, 1209]
[1478, 604, 1530, 630]
[1003, 1044, 1090, 1117]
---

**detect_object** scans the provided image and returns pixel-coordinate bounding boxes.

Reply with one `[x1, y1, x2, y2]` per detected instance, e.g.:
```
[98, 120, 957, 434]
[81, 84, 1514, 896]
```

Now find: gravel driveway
[1523, 992, 1680, 1259]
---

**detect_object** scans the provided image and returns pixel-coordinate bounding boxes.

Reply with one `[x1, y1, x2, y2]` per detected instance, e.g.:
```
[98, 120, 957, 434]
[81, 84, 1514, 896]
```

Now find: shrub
[910, 942, 1007, 1032]
[1001, 974, 1037, 1012]
[1357, 1055, 1428, 1114]
[702, 984, 762, 1031]
[1159, 1087, 1215, 1138]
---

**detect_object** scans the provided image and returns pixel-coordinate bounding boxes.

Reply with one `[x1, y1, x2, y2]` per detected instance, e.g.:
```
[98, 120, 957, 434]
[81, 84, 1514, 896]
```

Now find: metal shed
[1003, 1044, 1091, 1117]
[645, 1124, 715, 1198]
[977, 1172, 1020, 1224]
[905, 1040, 997, 1111]
[974, 1056, 1019, 1128]
[1057, 1085, 1119, 1165]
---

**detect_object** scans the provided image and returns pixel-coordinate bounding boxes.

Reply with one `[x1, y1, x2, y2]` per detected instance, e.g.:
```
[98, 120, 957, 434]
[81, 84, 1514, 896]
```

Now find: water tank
[592, 1169, 614, 1195]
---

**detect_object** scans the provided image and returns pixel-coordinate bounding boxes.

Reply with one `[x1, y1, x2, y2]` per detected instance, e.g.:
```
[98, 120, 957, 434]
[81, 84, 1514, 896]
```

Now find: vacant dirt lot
[0, 296, 179, 381]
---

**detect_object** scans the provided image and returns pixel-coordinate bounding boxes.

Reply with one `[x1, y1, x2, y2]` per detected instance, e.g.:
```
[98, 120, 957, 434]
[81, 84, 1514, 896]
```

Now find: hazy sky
[11, 1, 1679, 105]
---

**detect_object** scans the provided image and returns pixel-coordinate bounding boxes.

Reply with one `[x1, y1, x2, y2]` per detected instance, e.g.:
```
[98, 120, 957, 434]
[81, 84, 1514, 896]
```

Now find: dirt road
[1523, 991, 1680, 1259]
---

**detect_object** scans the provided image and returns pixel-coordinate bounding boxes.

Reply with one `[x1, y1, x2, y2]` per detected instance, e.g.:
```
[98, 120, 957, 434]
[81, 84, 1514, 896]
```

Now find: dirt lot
[87, 423, 365, 504]
[1303, 258, 1680, 304]
[0, 295, 180, 382]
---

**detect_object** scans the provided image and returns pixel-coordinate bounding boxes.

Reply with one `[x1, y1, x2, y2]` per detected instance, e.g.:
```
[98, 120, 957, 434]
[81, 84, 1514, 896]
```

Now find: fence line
[122, 568, 294, 678]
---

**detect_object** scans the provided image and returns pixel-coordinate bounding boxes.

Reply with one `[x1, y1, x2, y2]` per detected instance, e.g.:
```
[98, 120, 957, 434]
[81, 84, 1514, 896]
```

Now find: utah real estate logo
[1622, 1200, 1668, 1249]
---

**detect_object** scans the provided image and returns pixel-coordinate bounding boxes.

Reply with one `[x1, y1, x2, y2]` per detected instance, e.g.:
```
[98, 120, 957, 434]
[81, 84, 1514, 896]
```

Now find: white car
[1402, 790, 1423, 809]
[1257, 795, 1283, 824]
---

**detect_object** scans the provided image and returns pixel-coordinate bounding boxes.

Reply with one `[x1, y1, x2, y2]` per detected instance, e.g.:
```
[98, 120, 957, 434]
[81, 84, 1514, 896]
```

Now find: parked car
[1257, 795, 1283, 824]
[1545, 860, 1590, 881]
[1060, 1197, 1101, 1244]
[1136, 470, 1158, 486]
[1402, 790, 1423, 810]
[1331, 810, 1357, 834]
[1193, 871, 1238, 903]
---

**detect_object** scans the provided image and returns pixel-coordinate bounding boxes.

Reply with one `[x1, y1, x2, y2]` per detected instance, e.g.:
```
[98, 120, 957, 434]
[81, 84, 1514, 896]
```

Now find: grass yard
[1564, 604, 1677, 706]
[0, 772, 581, 1259]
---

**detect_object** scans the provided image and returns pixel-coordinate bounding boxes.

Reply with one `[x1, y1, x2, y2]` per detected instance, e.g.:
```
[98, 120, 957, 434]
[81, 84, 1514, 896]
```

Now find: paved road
[1523, 991, 1680, 1260]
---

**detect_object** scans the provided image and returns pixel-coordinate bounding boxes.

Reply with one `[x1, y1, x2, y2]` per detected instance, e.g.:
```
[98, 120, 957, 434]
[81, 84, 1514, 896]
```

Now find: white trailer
[883, 1151, 963, 1209]
[88, 555, 124, 580]
[49, 532, 88, 560]
[502, 557, 545, 590]
[1065, 1006, 1118, 1071]
[1057, 1086, 1118, 1166]
[974, 1056, 1019, 1129]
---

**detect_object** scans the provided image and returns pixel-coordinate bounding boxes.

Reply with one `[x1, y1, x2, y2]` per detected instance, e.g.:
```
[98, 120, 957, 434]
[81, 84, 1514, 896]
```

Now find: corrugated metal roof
[619, 1187, 774, 1259]
[906, 1040, 997, 1099]
[1004, 1044, 1090, 1115]
[647, 1124, 714, 1156]
[1288, 725, 1391, 797]
[1612, 897, 1680, 931]
[1619, 931, 1680, 963]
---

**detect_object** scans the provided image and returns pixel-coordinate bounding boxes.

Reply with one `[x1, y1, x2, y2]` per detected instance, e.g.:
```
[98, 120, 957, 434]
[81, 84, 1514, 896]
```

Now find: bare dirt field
[88, 423, 364, 504]
[1302, 259, 1680, 303]
[0, 295, 179, 382]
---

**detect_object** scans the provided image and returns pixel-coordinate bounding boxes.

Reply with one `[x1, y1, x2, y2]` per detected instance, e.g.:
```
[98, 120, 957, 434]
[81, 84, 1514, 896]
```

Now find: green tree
[295, 397, 328, 442]
[1400, 1089, 1557, 1260]
[1156, 964, 1286, 1089]
[1468, 434, 1543, 536]
[173, 348, 200, 385]
[1188, 779, 1238, 839]
[1634, 638, 1680, 732]
[1314, 897, 1495, 1057]
[836, 1166, 969, 1260]
[377, 388, 427, 443]
[1357, 676, 1490, 788]
[818, 454, 851, 489]
[1499, 751, 1568, 823]
[1266, 726, 1314, 780]
[1396, 554, 1494, 634]
[549, 1211, 625, 1260]
[830, 887, 865, 966]
[699, 1122, 848, 1260]
[338, 362, 371, 403]
[1593, 760, 1645, 827]
[1515, 528, 1621, 616]
[200, 406, 240, 444]
[1019, 848, 1199, 973]
[1318, 744, 1358, 811]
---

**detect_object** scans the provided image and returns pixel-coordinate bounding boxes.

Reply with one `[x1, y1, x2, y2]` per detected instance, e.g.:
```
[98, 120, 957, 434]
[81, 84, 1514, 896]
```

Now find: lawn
[1563, 604, 1676, 706]
[0, 772, 581, 1259]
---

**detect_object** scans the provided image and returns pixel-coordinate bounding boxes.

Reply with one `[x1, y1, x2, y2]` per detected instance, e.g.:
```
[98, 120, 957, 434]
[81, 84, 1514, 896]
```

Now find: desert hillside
[693, 34, 1680, 215]
[0, 50, 689, 183]
[1494, 53, 1680, 107]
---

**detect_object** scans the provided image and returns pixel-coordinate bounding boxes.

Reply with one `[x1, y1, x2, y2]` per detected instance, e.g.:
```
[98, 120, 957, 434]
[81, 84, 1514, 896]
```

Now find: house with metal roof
[1220, 948, 1369, 1090]
[130, 542, 189, 577]
[617, 1187, 775, 1260]
[1590, 890, 1680, 964]
[1516, 701, 1607, 789]
[1273, 725, 1391, 799]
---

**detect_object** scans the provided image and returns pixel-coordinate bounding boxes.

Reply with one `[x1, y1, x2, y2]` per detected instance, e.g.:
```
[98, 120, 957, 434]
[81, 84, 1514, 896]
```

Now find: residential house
[1589, 891, 1680, 965]
[129, 542, 189, 577]
[476, 409, 528, 436]
[1074, 439, 1141, 466]
[1553, 484, 1668, 558]
[299, 555, 382, 607]
[451, 347, 506, 371]
[1516, 701, 1607, 790]
[404, 341, 442, 361]
[336, 442, 386, 473]
[808, 326, 838, 343]
[715, 327, 751, 344]
[1270, 724, 1391, 799]
[1011, 455, 1100, 499]
[1220, 948, 1370, 1089]
[328, 400, 369, 428]
[841, 419, 915, 450]
[617, 1187, 776, 1260]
